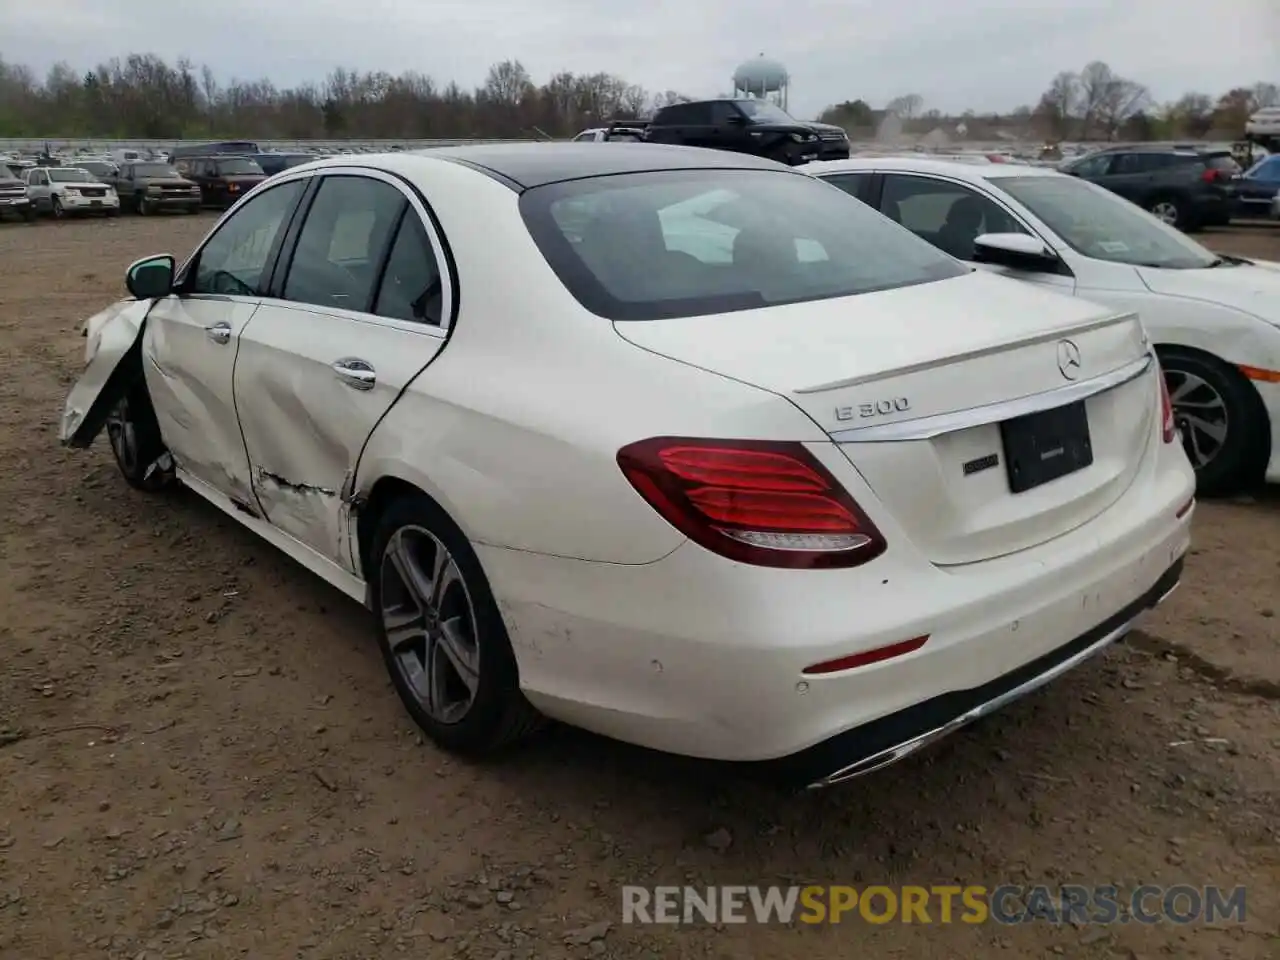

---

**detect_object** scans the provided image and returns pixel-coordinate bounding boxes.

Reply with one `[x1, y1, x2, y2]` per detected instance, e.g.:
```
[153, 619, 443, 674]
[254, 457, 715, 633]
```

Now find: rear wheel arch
[355, 474, 473, 580]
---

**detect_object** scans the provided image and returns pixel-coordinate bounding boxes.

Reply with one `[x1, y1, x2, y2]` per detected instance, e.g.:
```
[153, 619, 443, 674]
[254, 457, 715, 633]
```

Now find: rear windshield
[519, 169, 967, 321]
[1204, 154, 1241, 173]
[216, 158, 263, 175]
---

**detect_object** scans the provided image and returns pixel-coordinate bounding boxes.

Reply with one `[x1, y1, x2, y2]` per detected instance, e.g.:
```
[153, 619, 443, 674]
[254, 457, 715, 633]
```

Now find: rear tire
[1158, 346, 1269, 496]
[105, 380, 173, 492]
[369, 494, 544, 757]
[1147, 195, 1188, 230]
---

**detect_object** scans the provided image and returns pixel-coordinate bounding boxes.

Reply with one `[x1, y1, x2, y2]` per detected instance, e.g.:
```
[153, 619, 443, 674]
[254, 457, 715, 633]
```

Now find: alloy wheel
[1165, 369, 1229, 468]
[105, 397, 139, 475]
[380, 526, 481, 724]
[1149, 201, 1179, 226]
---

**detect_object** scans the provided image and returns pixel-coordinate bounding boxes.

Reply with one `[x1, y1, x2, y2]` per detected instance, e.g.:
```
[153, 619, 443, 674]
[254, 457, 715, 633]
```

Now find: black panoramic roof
[415, 142, 794, 190]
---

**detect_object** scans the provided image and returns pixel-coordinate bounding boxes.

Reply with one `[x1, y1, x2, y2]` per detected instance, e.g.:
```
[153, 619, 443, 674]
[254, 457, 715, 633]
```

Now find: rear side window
[1111, 153, 1157, 175]
[373, 213, 445, 326]
[820, 172, 873, 202]
[519, 169, 967, 322]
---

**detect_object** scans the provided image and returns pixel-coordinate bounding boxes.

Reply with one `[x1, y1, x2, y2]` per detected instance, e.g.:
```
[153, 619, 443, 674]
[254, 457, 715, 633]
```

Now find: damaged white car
[63, 145, 1194, 787]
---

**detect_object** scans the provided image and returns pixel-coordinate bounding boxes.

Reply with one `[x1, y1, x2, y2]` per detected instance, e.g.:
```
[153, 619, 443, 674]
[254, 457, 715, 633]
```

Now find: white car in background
[571, 126, 646, 142]
[24, 166, 120, 218]
[61, 145, 1192, 788]
[803, 157, 1280, 495]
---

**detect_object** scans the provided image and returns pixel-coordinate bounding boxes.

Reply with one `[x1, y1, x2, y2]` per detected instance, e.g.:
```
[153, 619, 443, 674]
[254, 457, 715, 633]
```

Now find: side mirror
[724, 113, 747, 125]
[125, 254, 176, 300]
[972, 233, 1062, 274]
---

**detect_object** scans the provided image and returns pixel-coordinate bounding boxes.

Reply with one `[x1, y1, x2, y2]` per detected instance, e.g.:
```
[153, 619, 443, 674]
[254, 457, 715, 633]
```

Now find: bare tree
[1095, 77, 1150, 139]
[0, 50, 1267, 144]
[885, 93, 924, 120]
[1035, 71, 1080, 139]
[1169, 92, 1214, 138]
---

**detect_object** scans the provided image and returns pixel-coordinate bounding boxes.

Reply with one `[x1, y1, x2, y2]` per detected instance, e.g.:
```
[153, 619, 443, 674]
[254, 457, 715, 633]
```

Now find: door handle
[205, 322, 232, 344]
[332, 358, 376, 390]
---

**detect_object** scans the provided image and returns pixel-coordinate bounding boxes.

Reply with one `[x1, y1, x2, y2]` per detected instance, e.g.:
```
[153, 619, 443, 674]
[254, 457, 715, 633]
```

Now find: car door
[232, 171, 454, 571]
[880, 173, 1075, 295]
[678, 103, 715, 149]
[1239, 157, 1280, 216]
[143, 177, 309, 506]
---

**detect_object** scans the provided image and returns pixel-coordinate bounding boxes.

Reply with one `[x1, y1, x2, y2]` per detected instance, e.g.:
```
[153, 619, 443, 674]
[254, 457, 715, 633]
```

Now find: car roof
[801, 156, 1063, 183]
[401, 142, 795, 189]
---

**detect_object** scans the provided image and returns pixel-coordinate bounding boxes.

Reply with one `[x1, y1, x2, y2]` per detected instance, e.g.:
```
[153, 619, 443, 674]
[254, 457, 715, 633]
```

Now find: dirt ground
[1, 212, 1278, 960]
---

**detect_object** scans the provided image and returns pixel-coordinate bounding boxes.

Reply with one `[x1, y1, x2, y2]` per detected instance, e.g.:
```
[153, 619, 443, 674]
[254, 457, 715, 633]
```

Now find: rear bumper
[1189, 192, 1234, 223]
[795, 557, 1182, 787]
[479, 442, 1194, 770]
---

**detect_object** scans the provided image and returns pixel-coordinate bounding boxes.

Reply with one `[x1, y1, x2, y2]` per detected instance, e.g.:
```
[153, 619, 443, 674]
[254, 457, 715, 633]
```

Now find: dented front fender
[60, 298, 155, 447]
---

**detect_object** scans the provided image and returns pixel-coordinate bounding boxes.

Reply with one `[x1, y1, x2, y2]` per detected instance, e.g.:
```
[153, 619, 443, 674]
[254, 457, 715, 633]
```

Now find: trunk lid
[614, 271, 1156, 565]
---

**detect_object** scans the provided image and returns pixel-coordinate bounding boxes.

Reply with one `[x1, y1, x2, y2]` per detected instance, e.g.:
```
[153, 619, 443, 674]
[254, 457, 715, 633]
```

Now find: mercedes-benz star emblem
[1056, 339, 1082, 380]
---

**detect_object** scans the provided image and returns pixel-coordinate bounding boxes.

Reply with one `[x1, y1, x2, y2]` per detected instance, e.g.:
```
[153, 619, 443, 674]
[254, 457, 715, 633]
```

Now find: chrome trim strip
[830, 353, 1153, 443]
[807, 617, 1137, 789]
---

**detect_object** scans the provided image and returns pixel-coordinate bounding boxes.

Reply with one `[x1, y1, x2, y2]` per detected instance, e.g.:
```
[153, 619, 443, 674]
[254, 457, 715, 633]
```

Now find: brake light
[1158, 369, 1176, 443]
[616, 438, 887, 569]
[1201, 168, 1224, 183]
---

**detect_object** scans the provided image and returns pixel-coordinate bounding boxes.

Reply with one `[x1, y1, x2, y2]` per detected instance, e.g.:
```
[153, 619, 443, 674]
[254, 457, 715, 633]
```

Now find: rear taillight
[1200, 168, 1229, 183]
[1158, 369, 1176, 443]
[616, 438, 887, 569]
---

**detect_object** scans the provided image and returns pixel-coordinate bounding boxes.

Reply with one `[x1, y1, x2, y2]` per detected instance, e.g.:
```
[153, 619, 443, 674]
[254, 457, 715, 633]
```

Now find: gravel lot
[1, 213, 1278, 960]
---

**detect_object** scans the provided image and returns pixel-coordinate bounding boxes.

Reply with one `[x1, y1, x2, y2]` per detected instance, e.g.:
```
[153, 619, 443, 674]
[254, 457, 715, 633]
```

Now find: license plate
[1000, 400, 1093, 493]
[91, 199, 102, 206]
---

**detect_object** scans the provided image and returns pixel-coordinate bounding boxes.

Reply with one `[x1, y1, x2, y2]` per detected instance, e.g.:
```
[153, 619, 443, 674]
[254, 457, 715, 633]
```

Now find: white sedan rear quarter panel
[352, 157, 826, 565]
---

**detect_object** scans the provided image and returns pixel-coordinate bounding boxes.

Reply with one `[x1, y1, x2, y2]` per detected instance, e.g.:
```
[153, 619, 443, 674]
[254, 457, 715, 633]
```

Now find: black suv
[1058, 145, 1240, 231]
[634, 99, 850, 165]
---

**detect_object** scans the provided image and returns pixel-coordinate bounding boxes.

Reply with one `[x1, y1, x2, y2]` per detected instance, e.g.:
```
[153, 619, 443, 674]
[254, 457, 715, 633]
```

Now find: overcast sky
[2, 0, 1276, 117]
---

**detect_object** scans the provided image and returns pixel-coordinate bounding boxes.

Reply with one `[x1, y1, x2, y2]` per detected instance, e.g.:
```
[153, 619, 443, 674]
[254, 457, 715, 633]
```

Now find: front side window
[999, 175, 1218, 269]
[880, 175, 1028, 260]
[736, 100, 794, 123]
[820, 172, 873, 203]
[1111, 153, 1155, 175]
[283, 176, 406, 312]
[190, 180, 305, 296]
[1068, 153, 1112, 178]
[520, 169, 967, 321]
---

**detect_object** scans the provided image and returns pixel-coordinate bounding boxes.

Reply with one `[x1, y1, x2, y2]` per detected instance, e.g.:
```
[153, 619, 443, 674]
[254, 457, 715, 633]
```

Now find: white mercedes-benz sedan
[802, 156, 1280, 496]
[61, 144, 1194, 787]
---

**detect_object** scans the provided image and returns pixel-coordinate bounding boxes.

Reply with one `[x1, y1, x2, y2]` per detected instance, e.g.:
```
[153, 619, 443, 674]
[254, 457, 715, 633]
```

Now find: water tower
[732, 54, 790, 110]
